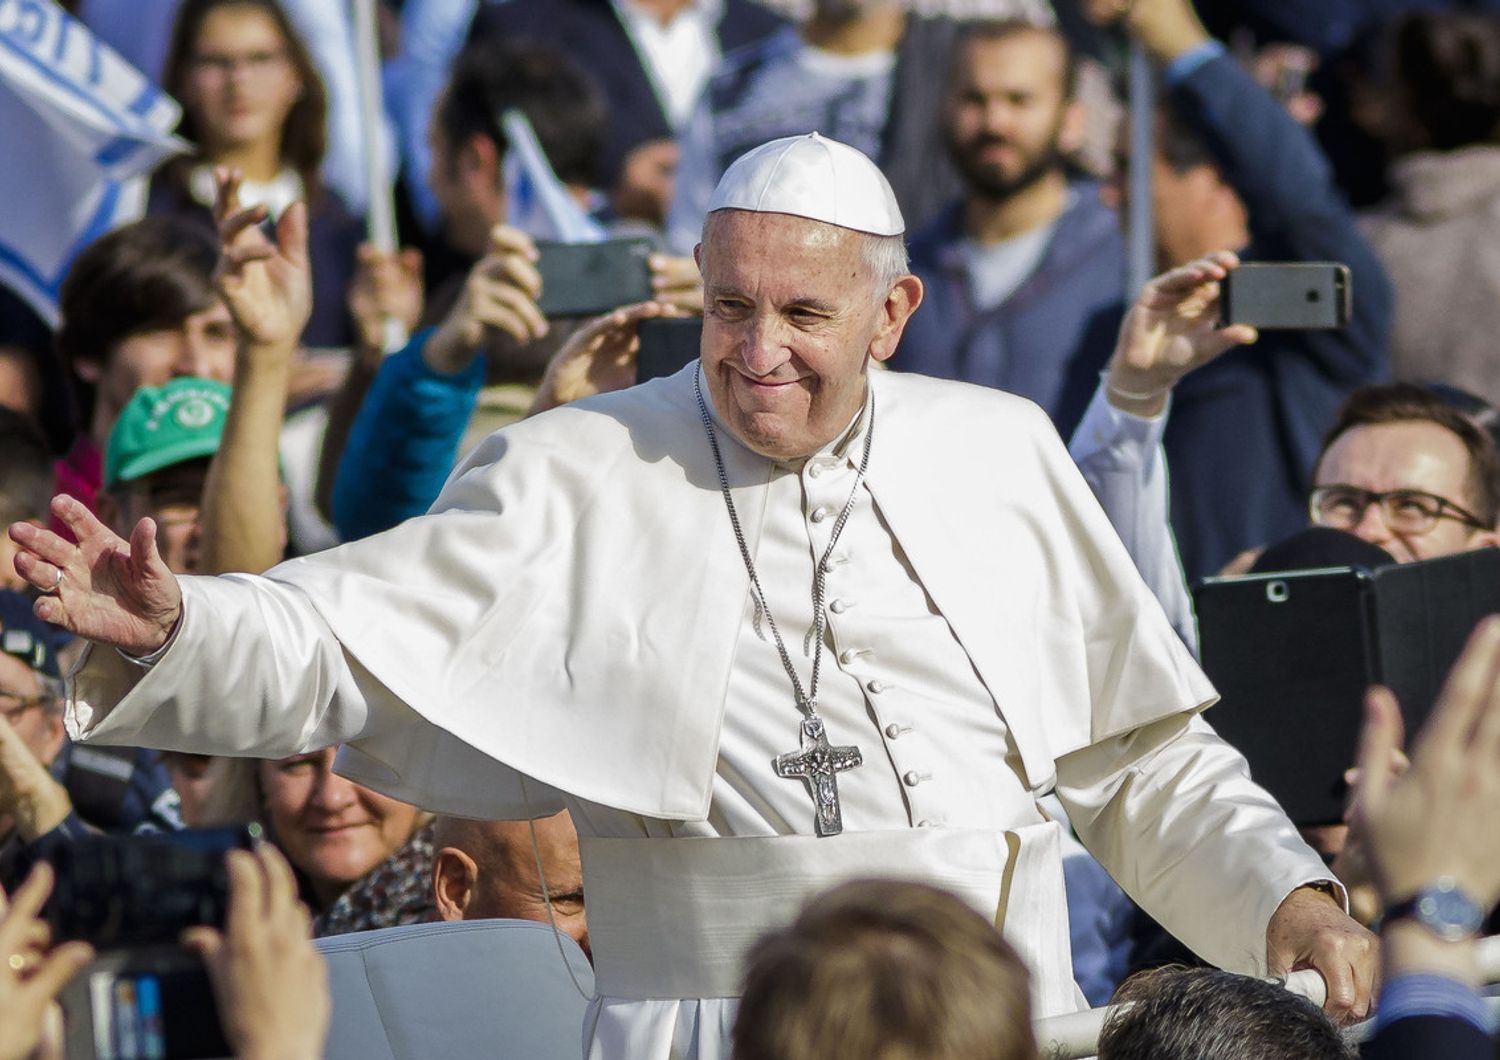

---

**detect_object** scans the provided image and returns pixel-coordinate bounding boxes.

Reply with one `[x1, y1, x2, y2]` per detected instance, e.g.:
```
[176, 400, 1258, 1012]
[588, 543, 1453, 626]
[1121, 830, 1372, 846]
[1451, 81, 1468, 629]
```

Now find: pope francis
[10, 134, 1374, 1057]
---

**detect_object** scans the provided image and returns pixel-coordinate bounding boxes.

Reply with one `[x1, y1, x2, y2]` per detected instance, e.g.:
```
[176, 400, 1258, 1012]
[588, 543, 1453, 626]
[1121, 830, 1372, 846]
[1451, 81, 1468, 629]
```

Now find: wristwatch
[1380, 877, 1485, 942]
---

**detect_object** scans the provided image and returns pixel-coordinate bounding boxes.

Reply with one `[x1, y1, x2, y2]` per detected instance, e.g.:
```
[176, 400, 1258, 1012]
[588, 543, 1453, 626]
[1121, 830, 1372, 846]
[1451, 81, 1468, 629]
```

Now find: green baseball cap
[105, 377, 232, 489]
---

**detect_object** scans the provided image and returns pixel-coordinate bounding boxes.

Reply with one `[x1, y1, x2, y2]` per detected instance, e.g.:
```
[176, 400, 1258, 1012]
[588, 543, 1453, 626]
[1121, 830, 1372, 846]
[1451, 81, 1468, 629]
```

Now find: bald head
[432, 810, 589, 959]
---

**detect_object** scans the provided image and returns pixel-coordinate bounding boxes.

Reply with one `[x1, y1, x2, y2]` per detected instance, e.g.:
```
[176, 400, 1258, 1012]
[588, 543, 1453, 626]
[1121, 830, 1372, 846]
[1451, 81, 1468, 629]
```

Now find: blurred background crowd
[5, 0, 1500, 1057]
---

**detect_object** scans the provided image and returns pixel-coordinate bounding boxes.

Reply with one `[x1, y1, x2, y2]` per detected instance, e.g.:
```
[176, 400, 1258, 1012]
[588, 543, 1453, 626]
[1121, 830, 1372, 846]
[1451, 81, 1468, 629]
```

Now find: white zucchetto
[706, 132, 905, 237]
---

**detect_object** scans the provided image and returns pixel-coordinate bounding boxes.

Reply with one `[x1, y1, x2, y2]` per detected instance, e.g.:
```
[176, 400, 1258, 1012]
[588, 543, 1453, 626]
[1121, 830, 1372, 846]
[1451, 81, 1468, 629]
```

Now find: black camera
[51, 826, 262, 1060]
[47, 825, 260, 949]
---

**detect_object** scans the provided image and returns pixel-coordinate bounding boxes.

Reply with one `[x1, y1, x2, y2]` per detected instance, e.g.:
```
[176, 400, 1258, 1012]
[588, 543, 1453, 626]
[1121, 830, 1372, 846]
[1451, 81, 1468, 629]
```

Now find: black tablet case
[1193, 548, 1500, 825]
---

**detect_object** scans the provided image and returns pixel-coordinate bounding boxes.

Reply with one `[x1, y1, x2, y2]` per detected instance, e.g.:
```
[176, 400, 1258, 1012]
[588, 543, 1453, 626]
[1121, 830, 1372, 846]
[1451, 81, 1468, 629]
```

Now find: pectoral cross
[774, 714, 863, 837]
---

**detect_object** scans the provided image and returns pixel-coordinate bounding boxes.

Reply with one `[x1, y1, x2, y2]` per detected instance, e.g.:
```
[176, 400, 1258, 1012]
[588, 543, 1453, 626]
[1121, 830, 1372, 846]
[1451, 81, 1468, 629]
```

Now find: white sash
[580, 822, 1083, 1018]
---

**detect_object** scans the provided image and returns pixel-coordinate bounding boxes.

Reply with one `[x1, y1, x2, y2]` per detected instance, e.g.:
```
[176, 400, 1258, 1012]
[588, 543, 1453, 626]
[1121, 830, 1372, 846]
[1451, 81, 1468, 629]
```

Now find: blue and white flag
[502, 108, 606, 244]
[0, 0, 186, 324]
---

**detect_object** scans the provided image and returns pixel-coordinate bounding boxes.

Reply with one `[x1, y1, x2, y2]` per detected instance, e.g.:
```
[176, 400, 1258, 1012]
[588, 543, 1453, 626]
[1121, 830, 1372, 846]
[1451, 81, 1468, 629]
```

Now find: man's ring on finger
[7, 952, 30, 972]
[49, 568, 65, 594]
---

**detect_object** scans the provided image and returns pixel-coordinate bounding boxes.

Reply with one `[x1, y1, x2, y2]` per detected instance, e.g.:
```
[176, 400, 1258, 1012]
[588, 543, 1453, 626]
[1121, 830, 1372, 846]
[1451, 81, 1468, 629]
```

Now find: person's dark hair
[0, 407, 54, 526]
[954, 19, 1079, 100]
[1317, 382, 1500, 527]
[1388, 11, 1500, 151]
[435, 38, 606, 189]
[161, 0, 328, 193]
[1098, 966, 1354, 1060]
[55, 218, 222, 423]
[1155, 99, 1216, 173]
[1425, 381, 1500, 457]
[733, 880, 1038, 1060]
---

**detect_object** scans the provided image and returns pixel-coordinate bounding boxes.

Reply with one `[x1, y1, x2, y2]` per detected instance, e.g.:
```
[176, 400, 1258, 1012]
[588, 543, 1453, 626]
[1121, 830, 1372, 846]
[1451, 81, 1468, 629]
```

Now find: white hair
[861, 232, 911, 296]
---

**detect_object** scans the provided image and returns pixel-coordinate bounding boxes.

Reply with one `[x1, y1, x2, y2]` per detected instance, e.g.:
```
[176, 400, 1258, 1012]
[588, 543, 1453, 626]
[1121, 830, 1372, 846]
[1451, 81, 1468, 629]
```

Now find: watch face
[1418, 886, 1485, 941]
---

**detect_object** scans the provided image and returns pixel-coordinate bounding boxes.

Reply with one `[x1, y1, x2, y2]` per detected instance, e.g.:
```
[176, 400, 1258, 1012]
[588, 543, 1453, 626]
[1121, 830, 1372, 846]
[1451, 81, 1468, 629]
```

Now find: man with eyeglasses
[1309, 383, 1500, 565]
[0, 591, 179, 888]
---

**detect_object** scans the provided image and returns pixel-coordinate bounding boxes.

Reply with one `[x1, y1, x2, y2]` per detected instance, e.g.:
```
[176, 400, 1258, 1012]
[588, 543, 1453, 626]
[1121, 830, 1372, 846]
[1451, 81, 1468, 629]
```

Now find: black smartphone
[1218, 262, 1351, 330]
[636, 317, 702, 383]
[61, 945, 230, 1060]
[535, 238, 654, 318]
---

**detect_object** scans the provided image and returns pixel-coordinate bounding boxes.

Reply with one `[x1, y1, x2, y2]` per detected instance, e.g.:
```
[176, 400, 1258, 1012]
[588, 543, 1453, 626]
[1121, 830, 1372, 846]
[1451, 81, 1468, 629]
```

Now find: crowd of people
[3, 0, 1500, 1057]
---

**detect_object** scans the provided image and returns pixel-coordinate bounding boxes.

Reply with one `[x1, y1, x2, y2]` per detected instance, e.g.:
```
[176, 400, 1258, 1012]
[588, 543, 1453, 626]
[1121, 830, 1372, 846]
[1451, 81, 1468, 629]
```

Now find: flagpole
[1126, 37, 1155, 296]
[349, 0, 407, 351]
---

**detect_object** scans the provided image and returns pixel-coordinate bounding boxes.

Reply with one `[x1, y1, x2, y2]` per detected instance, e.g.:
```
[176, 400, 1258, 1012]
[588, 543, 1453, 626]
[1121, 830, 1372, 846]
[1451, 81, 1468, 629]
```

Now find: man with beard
[895, 19, 1123, 440]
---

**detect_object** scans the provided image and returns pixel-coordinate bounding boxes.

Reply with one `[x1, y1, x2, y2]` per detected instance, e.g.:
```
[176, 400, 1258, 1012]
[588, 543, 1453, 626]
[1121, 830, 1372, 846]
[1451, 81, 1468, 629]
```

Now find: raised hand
[1352, 616, 1500, 912]
[183, 846, 329, 1060]
[212, 167, 313, 350]
[426, 225, 547, 374]
[1104, 251, 1259, 416]
[348, 244, 424, 359]
[0, 864, 94, 1060]
[8, 496, 181, 656]
[530, 300, 684, 415]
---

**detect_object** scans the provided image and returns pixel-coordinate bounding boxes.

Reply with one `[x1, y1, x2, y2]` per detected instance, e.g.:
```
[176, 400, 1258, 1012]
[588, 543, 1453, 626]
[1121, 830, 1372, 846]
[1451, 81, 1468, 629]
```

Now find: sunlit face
[80, 304, 236, 435]
[944, 31, 1075, 200]
[472, 814, 588, 957]
[179, 5, 302, 155]
[696, 210, 910, 460]
[111, 459, 211, 576]
[0, 347, 41, 421]
[259, 748, 423, 908]
[1314, 421, 1495, 563]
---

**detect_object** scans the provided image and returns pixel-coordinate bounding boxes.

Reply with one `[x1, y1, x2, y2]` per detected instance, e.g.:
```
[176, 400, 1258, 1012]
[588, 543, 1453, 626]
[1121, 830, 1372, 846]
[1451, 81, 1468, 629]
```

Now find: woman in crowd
[257, 747, 434, 936]
[192, 746, 435, 935]
[153, 0, 360, 349]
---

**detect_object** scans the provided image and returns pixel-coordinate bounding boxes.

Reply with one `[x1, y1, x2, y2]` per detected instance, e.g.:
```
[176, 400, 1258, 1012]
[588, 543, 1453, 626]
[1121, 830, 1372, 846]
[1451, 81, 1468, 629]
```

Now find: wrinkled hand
[347, 244, 424, 358]
[212, 167, 313, 350]
[649, 254, 704, 314]
[0, 864, 94, 1060]
[183, 845, 328, 1060]
[0, 713, 70, 842]
[427, 225, 547, 373]
[1105, 251, 1258, 416]
[1082, 0, 1211, 60]
[8, 496, 181, 656]
[530, 300, 685, 415]
[1266, 884, 1378, 1024]
[1352, 616, 1500, 909]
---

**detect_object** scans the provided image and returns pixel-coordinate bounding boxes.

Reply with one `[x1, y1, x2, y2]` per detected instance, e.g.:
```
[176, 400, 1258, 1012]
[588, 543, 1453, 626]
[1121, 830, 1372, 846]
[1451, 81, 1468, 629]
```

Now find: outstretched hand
[212, 166, 313, 350]
[529, 300, 685, 415]
[8, 496, 182, 656]
[1104, 251, 1259, 416]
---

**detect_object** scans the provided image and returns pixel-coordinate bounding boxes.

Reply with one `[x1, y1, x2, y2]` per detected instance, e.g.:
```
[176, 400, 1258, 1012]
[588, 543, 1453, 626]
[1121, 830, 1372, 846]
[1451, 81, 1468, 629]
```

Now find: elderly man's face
[1314, 421, 1498, 563]
[696, 210, 919, 460]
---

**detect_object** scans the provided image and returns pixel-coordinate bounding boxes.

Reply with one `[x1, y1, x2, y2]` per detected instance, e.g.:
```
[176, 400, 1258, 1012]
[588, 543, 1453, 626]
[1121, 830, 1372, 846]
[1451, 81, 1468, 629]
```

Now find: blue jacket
[895, 183, 1126, 441]
[1161, 52, 1390, 578]
[331, 331, 485, 542]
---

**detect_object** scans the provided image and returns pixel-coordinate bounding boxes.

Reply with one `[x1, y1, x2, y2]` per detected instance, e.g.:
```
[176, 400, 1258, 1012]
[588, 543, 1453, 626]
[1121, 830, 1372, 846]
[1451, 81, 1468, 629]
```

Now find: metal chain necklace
[694, 371, 871, 836]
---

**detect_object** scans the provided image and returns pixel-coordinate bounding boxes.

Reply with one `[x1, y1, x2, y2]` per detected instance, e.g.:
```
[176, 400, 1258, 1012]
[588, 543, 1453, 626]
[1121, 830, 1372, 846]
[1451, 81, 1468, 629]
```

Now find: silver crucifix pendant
[774, 714, 863, 837]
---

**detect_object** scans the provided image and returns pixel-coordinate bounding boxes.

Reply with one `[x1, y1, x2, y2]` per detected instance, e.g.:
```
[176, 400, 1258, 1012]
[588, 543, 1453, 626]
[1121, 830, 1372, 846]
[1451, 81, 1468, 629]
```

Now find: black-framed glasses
[0, 693, 48, 723]
[1309, 484, 1490, 536]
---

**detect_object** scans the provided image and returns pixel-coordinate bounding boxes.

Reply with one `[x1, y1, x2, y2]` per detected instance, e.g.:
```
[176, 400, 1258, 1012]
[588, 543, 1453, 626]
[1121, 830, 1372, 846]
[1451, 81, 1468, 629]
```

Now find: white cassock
[68, 365, 1332, 1059]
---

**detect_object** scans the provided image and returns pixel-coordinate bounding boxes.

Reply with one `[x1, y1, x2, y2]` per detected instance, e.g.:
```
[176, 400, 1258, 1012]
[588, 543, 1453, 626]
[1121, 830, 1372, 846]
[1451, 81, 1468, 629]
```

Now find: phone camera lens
[1305, 289, 1321, 302]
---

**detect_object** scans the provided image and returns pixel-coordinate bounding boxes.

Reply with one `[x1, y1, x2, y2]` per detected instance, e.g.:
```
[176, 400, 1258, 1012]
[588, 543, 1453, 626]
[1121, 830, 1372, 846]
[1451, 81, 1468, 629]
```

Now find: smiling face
[695, 210, 920, 460]
[258, 748, 423, 908]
